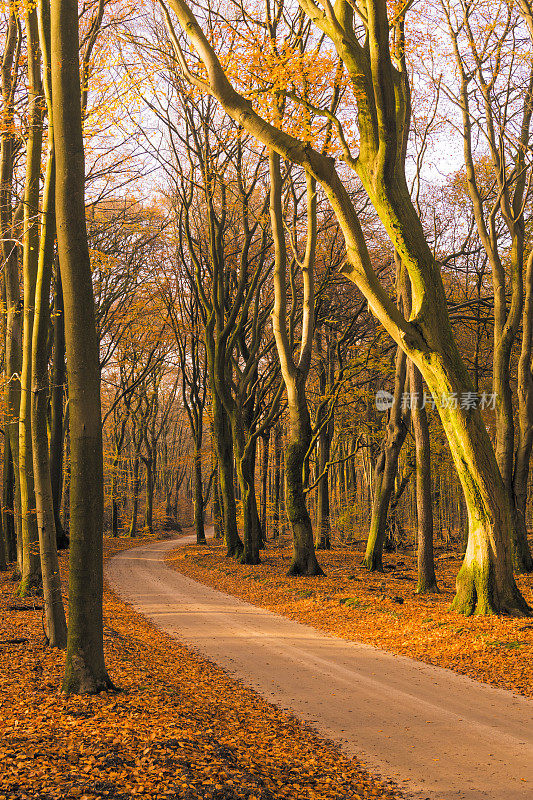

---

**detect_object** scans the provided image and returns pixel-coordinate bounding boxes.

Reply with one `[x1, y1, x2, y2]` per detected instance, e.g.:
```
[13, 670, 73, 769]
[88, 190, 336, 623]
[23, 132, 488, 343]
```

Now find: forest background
[1, 0, 533, 695]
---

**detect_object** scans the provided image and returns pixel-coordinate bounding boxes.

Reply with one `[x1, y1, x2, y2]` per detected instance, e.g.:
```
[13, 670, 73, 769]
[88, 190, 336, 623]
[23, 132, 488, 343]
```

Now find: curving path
[106, 533, 533, 800]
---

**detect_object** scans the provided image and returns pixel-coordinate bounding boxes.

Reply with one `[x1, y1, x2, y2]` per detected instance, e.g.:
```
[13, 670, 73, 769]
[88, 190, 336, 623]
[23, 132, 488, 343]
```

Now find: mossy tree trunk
[51, 0, 113, 691]
[445, 3, 533, 574]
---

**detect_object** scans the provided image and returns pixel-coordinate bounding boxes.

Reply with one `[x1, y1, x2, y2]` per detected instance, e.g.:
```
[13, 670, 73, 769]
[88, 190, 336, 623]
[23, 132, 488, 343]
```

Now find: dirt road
[106, 534, 533, 800]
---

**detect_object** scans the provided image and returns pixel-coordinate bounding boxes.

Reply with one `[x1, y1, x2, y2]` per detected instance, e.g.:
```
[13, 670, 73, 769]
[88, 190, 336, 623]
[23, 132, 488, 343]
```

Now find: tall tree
[0, 3, 23, 571]
[442, 0, 533, 572]
[31, 0, 67, 646]
[51, 0, 113, 691]
[18, 0, 43, 596]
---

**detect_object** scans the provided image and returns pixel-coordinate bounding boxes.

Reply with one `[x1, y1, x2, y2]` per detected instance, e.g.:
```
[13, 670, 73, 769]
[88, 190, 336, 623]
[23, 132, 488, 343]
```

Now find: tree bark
[285, 387, 324, 575]
[231, 415, 260, 564]
[272, 423, 282, 540]
[128, 454, 140, 538]
[363, 336, 409, 571]
[410, 364, 438, 593]
[18, 1, 43, 596]
[2, 440, 16, 563]
[1, 4, 23, 574]
[30, 0, 67, 647]
[50, 269, 68, 548]
[51, 0, 112, 692]
[260, 432, 269, 542]
[193, 445, 206, 544]
[211, 388, 242, 557]
[269, 153, 323, 576]
[142, 456, 154, 535]
[513, 249, 533, 572]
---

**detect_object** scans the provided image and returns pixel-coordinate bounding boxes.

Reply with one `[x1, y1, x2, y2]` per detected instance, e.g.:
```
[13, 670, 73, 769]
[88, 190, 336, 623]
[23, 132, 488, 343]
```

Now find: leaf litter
[0, 536, 401, 800]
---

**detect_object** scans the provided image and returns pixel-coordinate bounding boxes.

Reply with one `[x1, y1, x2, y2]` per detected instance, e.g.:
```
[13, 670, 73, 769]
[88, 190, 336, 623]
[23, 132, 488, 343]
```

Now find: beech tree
[51, 0, 113, 691]
[440, 0, 533, 572]
[159, 0, 529, 615]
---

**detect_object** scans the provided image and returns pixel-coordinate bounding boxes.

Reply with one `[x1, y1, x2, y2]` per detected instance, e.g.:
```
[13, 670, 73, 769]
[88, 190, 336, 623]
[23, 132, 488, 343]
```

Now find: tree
[31, 0, 67, 646]
[51, 0, 113, 692]
[18, 0, 43, 596]
[0, 3, 23, 572]
[160, 0, 529, 614]
[441, 0, 533, 572]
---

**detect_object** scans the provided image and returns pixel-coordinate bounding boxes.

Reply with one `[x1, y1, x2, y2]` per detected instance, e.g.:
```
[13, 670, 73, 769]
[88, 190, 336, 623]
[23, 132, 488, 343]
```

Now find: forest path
[106, 534, 533, 800]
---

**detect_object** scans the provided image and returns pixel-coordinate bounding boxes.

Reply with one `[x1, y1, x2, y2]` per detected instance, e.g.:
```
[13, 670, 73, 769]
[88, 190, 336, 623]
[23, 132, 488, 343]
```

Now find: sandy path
[106, 534, 533, 800]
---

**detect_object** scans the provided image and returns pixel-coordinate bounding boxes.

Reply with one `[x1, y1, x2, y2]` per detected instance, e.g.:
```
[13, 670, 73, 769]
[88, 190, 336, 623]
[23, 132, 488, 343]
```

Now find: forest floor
[0, 534, 400, 800]
[168, 533, 533, 698]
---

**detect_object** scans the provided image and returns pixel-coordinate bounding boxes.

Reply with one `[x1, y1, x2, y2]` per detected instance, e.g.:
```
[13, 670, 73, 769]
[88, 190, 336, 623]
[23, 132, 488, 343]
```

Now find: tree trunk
[315, 330, 332, 550]
[18, 1, 43, 597]
[272, 424, 282, 540]
[212, 453, 223, 540]
[193, 445, 206, 544]
[1, 5, 22, 574]
[513, 250, 533, 572]
[143, 457, 154, 536]
[285, 385, 324, 576]
[269, 154, 323, 576]
[50, 269, 68, 548]
[31, 0, 67, 646]
[363, 343, 409, 571]
[52, 0, 112, 692]
[3, 441, 16, 563]
[211, 390, 242, 557]
[316, 420, 332, 550]
[232, 417, 260, 565]
[410, 363, 438, 593]
[260, 432, 269, 542]
[129, 456, 140, 538]
[110, 451, 121, 536]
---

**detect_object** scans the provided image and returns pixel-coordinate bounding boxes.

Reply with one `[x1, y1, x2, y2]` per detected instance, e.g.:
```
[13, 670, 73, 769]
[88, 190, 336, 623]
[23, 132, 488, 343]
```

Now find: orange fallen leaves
[0, 535, 400, 800]
[168, 536, 533, 699]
